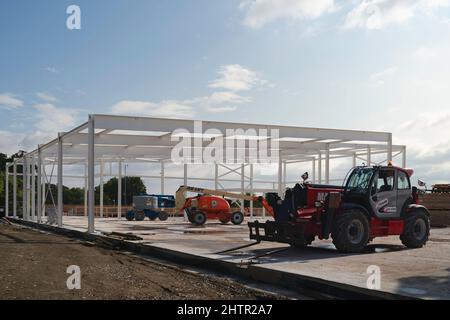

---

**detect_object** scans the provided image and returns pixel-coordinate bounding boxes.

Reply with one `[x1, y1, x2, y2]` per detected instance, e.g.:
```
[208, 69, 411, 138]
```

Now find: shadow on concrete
[219, 242, 413, 264]
[395, 267, 450, 299]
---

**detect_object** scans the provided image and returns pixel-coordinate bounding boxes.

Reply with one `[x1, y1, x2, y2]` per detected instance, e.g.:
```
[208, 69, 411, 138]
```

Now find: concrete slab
[53, 217, 450, 299]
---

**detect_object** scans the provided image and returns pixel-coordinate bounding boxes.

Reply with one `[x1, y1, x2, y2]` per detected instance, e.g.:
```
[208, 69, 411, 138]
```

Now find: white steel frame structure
[4, 115, 406, 233]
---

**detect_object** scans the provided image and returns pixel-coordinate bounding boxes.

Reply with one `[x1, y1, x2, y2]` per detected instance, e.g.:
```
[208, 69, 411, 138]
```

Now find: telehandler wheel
[332, 210, 369, 253]
[231, 211, 244, 225]
[400, 210, 430, 248]
[134, 211, 145, 221]
[192, 211, 207, 226]
[290, 234, 315, 248]
[158, 211, 169, 221]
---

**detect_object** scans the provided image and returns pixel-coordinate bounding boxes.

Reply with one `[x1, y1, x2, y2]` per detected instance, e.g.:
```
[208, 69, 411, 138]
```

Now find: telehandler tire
[332, 209, 369, 253]
[400, 210, 430, 248]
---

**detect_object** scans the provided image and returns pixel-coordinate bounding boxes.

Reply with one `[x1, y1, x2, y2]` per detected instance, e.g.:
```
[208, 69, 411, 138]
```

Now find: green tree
[102, 176, 146, 205]
[1, 152, 24, 214]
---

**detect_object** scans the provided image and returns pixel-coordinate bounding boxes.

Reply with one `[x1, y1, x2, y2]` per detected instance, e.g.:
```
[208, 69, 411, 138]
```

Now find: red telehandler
[248, 164, 430, 253]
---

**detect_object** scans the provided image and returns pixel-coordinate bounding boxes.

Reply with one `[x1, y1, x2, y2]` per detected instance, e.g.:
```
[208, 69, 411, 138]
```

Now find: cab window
[397, 171, 410, 190]
[377, 169, 395, 193]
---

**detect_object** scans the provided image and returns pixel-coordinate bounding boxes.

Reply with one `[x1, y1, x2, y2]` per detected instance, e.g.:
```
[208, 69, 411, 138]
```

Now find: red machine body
[294, 185, 406, 240]
[249, 165, 430, 252]
[183, 195, 235, 223]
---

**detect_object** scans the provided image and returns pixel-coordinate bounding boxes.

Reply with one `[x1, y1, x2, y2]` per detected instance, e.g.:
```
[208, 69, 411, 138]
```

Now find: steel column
[214, 163, 218, 190]
[13, 162, 17, 218]
[5, 164, 9, 217]
[117, 160, 122, 218]
[318, 151, 322, 184]
[325, 144, 330, 184]
[240, 164, 245, 212]
[84, 162, 88, 216]
[402, 146, 407, 168]
[278, 151, 283, 196]
[31, 156, 36, 221]
[37, 147, 42, 223]
[57, 134, 63, 227]
[312, 159, 316, 183]
[160, 161, 165, 194]
[99, 159, 104, 218]
[387, 133, 393, 163]
[42, 167, 46, 217]
[88, 116, 95, 233]
[249, 163, 254, 218]
[23, 156, 28, 220]
[367, 146, 371, 166]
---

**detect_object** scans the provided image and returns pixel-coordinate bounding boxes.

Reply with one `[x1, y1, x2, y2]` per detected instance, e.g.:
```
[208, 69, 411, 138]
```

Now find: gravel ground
[0, 223, 279, 300]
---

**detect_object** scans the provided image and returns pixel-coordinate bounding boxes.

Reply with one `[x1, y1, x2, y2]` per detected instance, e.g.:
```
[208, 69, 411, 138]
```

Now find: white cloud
[204, 106, 238, 113]
[32, 103, 79, 134]
[111, 100, 195, 119]
[344, 0, 449, 30]
[1, 104, 80, 153]
[111, 92, 251, 117]
[369, 66, 397, 85]
[44, 66, 59, 74]
[209, 64, 266, 91]
[36, 92, 58, 102]
[0, 93, 24, 109]
[112, 64, 264, 116]
[0, 130, 26, 155]
[208, 91, 251, 104]
[411, 46, 438, 61]
[240, 0, 336, 29]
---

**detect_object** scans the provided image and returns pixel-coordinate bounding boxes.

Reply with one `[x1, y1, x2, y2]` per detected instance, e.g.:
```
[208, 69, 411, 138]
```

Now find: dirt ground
[0, 223, 278, 300]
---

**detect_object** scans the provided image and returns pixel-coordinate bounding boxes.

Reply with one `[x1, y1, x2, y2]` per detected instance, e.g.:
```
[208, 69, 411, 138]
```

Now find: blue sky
[2, 0, 450, 185]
